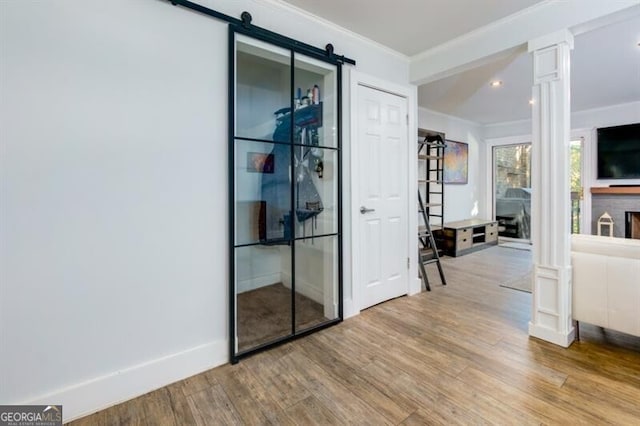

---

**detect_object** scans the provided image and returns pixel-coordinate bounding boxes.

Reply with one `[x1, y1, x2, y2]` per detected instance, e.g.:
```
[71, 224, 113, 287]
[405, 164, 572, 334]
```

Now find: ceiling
[281, 0, 544, 56]
[418, 15, 640, 124]
[281, 0, 640, 126]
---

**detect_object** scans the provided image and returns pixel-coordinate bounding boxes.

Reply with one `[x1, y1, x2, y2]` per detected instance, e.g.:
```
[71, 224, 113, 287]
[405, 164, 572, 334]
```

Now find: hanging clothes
[260, 107, 324, 242]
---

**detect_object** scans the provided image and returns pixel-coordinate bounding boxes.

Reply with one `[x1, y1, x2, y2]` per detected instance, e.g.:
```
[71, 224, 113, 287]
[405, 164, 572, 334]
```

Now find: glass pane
[236, 36, 291, 142]
[293, 53, 337, 149]
[570, 139, 582, 234]
[494, 144, 532, 240]
[232, 33, 342, 359]
[235, 244, 292, 352]
[294, 235, 339, 333]
[235, 139, 291, 245]
[293, 147, 337, 238]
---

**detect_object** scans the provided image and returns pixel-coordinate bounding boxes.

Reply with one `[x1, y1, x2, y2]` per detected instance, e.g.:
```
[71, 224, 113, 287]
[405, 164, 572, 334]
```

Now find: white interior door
[358, 84, 408, 309]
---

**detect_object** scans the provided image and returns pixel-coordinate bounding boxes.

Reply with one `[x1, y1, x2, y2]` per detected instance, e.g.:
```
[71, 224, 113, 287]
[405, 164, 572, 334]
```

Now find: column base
[528, 322, 575, 347]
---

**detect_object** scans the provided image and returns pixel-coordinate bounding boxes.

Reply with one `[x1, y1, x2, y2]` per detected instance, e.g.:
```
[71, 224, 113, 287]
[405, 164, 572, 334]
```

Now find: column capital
[528, 29, 574, 52]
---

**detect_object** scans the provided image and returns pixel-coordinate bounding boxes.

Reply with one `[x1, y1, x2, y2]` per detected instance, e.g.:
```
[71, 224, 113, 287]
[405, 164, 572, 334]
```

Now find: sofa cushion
[571, 234, 640, 337]
[571, 234, 640, 260]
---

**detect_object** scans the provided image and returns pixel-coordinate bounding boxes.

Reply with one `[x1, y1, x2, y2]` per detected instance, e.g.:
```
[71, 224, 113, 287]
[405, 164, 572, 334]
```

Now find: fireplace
[626, 211, 640, 239]
[591, 187, 640, 238]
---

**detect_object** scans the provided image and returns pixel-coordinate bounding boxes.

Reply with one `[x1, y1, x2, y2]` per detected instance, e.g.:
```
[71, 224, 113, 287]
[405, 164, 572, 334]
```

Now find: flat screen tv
[597, 123, 640, 179]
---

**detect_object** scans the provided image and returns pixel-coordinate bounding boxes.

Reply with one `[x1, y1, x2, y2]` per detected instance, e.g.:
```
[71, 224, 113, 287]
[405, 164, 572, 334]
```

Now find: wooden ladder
[418, 181, 447, 291]
[418, 135, 447, 291]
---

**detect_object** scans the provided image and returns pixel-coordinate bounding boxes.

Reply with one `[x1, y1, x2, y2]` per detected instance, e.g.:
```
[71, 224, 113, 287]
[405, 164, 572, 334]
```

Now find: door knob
[360, 206, 375, 214]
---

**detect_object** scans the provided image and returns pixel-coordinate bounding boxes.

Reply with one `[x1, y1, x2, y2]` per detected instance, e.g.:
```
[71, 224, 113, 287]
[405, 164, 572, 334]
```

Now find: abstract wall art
[443, 140, 468, 184]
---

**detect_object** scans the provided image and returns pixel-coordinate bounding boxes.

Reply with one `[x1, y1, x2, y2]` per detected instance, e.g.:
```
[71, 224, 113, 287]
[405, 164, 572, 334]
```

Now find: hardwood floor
[69, 246, 640, 425]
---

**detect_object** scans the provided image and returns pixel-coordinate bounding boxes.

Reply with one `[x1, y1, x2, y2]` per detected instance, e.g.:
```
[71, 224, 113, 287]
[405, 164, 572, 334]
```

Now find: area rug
[500, 272, 532, 293]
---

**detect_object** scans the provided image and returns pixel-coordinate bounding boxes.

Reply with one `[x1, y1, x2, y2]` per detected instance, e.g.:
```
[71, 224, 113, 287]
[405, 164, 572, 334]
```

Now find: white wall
[572, 101, 640, 131]
[574, 101, 640, 188]
[0, 0, 410, 421]
[418, 107, 485, 222]
[483, 101, 640, 140]
[483, 118, 531, 140]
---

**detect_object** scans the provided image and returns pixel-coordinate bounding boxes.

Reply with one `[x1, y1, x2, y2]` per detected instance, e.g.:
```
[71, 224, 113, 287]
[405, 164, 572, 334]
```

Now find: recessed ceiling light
[529, 99, 535, 105]
[490, 80, 503, 87]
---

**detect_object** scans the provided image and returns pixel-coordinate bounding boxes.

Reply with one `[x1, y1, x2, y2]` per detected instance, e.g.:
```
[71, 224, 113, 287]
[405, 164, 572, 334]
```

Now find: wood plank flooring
[68, 246, 640, 425]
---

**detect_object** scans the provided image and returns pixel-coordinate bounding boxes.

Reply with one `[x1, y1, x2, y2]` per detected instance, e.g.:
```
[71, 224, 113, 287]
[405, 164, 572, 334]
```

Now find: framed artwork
[443, 140, 468, 184]
[246, 152, 274, 173]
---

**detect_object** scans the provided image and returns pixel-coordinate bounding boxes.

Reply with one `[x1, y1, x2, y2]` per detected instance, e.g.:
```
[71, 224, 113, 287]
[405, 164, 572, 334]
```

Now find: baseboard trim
[343, 298, 358, 319]
[295, 280, 324, 305]
[409, 277, 422, 295]
[528, 322, 576, 347]
[280, 272, 325, 305]
[237, 272, 281, 293]
[24, 340, 227, 423]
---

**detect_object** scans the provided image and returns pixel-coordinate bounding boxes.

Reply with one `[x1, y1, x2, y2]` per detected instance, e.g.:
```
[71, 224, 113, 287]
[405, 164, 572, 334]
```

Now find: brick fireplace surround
[591, 186, 640, 238]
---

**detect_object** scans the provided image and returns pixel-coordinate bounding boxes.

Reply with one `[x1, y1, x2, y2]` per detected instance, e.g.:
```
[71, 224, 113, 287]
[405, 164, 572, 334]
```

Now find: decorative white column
[528, 30, 575, 347]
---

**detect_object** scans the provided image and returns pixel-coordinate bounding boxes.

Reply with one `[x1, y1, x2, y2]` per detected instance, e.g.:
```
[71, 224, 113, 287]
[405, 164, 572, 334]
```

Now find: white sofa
[572, 234, 640, 338]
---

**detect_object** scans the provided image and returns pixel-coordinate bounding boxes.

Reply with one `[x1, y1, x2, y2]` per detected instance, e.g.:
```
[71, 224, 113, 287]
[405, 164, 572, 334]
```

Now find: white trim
[528, 322, 576, 348]
[527, 29, 574, 52]
[349, 70, 418, 315]
[23, 340, 227, 423]
[343, 298, 357, 319]
[408, 87, 420, 296]
[341, 66, 356, 319]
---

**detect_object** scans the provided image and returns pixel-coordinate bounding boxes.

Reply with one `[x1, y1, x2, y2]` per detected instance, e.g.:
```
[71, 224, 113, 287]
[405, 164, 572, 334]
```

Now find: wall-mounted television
[597, 123, 640, 179]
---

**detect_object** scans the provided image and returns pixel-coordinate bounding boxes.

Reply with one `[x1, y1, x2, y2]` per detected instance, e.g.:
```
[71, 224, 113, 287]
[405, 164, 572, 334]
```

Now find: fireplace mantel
[591, 186, 640, 195]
